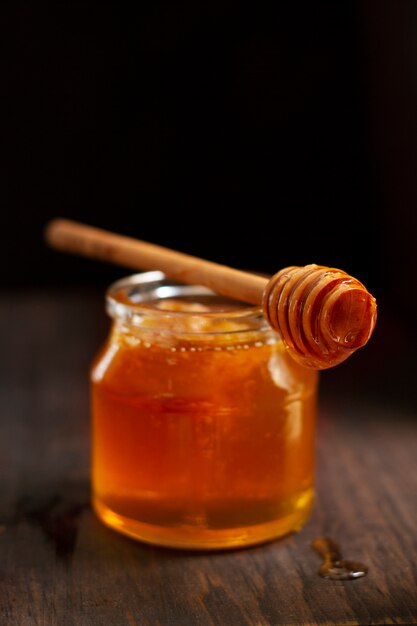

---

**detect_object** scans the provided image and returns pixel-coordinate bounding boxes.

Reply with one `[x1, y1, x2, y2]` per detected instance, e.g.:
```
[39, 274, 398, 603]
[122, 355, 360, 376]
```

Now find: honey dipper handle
[45, 219, 267, 304]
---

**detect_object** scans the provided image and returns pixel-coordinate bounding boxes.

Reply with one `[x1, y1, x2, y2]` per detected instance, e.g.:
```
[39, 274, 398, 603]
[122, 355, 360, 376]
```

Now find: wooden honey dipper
[45, 219, 377, 369]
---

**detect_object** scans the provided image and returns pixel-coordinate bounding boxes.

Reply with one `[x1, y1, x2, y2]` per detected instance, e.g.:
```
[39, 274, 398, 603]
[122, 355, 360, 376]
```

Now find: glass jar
[91, 271, 318, 549]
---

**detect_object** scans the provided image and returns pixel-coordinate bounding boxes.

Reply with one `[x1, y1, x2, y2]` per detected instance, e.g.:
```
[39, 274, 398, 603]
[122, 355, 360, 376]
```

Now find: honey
[91, 272, 318, 549]
[311, 537, 368, 580]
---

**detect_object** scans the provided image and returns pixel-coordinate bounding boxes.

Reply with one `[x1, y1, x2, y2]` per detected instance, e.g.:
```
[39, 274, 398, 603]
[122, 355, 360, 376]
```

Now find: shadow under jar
[91, 272, 318, 549]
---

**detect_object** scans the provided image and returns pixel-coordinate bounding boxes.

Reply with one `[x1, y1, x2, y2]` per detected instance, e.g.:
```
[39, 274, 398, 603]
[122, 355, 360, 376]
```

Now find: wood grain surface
[0, 289, 416, 626]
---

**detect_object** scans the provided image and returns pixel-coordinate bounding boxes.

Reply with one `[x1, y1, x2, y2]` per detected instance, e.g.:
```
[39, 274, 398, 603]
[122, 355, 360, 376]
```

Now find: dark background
[1, 1, 416, 404]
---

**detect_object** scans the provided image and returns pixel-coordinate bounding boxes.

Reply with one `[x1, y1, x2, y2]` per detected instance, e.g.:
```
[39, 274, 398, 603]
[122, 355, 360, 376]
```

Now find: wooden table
[1, 289, 416, 625]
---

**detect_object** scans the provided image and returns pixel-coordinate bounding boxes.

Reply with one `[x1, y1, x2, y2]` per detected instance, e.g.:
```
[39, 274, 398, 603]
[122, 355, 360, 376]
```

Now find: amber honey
[91, 272, 318, 549]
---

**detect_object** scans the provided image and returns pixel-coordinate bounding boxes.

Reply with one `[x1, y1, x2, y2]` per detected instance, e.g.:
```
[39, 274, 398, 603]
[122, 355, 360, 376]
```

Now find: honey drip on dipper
[45, 219, 377, 370]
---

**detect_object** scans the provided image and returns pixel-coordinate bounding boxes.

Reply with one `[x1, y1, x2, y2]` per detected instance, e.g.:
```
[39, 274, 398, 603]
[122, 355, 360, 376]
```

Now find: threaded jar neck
[106, 271, 272, 337]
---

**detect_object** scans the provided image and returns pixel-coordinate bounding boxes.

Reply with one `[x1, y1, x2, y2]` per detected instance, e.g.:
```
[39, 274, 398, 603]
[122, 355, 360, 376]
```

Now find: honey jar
[91, 271, 318, 549]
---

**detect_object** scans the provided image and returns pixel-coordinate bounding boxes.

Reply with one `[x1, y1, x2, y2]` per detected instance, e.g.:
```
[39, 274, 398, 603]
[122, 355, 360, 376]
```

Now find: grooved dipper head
[262, 264, 377, 369]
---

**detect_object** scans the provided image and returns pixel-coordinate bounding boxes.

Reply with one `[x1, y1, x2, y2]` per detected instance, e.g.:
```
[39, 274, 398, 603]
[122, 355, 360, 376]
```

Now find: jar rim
[106, 271, 269, 334]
